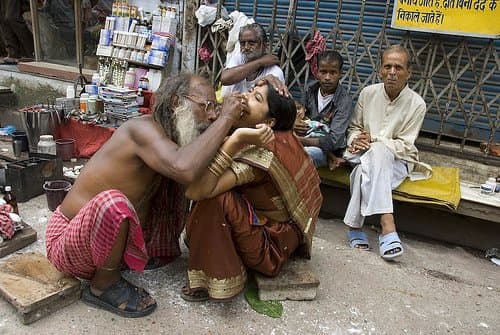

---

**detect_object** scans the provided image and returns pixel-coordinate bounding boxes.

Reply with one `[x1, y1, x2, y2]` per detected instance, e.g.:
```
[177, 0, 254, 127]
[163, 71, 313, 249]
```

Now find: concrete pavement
[0, 194, 498, 335]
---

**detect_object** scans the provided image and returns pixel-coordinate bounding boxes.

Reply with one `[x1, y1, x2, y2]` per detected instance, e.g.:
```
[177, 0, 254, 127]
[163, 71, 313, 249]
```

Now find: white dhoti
[343, 142, 408, 228]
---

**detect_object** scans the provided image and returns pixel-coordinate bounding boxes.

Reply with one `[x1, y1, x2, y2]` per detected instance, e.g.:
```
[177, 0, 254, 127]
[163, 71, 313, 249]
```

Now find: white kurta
[347, 83, 431, 180]
[343, 83, 431, 228]
[221, 50, 285, 97]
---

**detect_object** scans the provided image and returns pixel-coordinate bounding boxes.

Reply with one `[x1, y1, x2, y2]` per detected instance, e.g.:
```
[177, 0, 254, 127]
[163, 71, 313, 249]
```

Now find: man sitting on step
[343, 45, 432, 260]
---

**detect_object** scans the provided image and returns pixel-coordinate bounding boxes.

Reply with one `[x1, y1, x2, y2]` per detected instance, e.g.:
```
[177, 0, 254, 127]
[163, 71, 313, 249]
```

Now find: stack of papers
[99, 86, 141, 117]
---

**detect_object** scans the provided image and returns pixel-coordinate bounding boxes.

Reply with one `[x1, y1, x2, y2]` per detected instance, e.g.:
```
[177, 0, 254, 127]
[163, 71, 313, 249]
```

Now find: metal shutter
[194, 0, 499, 149]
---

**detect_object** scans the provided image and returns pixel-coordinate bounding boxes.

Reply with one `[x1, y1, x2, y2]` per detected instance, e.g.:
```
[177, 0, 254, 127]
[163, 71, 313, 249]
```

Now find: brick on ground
[254, 258, 320, 301]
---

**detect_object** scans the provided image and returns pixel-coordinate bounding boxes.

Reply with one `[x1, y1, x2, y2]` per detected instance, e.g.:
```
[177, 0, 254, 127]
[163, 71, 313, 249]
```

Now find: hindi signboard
[392, 0, 499, 38]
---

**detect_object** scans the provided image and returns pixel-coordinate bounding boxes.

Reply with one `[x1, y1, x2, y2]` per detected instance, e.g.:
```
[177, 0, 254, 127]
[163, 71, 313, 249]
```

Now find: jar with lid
[38, 135, 56, 155]
[88, 95, 98, 115]
[80, 93, 89, 114]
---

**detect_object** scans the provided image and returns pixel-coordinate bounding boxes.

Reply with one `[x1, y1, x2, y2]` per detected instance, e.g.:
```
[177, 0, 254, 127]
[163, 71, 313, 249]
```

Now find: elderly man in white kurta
[343, 45, 431, 260]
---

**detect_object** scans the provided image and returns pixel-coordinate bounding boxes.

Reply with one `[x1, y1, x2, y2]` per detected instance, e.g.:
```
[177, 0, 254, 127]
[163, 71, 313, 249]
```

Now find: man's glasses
[182, 95, 218, 115]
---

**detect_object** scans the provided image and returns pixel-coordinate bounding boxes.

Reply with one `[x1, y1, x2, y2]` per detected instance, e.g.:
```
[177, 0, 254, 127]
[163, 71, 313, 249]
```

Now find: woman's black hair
[265, 85, 297, 131]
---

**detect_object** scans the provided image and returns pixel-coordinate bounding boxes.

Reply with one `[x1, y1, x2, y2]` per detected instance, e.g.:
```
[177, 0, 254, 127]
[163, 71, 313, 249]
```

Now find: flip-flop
[81, 278, 157, 318]
[180, 285, 209, 302]
[347, 230, 370, 250]
[379, 232, 404, 260]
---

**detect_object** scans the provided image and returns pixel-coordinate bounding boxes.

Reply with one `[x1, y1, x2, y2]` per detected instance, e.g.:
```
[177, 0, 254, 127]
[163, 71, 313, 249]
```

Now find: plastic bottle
[137, 88, 144, 106]
[124, 68, 136, 88]
[169, 8, 177, 36]
[91, 73, 100, 86]
[80, 93, 89, 114]
[66, 85, 75, 99]
[88, 95, 98, 114]
[38, 135, 56, 155]
[3, 186, 18, 214]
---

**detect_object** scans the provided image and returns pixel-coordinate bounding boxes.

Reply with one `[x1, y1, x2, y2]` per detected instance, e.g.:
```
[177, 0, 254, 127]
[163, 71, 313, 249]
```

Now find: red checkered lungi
[45, 189, 148, 279]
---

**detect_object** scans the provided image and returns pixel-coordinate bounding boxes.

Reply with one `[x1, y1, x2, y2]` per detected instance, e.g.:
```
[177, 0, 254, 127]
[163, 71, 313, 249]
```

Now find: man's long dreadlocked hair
[153, 73, 194, 141]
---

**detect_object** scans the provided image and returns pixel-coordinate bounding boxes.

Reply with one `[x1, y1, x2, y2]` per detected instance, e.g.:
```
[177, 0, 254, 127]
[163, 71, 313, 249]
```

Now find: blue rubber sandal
[347, 230, 370, 250]
[379, 232, 404, 260]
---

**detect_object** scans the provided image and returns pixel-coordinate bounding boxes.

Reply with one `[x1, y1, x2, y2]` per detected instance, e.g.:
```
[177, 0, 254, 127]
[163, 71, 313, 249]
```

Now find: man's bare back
[60, 116, 163, 219]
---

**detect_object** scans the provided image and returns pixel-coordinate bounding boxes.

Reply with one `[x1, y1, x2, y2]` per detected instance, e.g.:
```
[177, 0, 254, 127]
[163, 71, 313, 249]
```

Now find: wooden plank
[0, 252, 81, 324]
[0, 223, 37, 258]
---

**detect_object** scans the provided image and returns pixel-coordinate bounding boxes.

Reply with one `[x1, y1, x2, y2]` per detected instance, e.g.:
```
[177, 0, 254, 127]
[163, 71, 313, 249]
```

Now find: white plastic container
[123, 68, 136, 88]
[66, 85, 75, 99]
[38, 135, 56, 155]
[91, 72, 100, 86]
[486, 177, 497, 193]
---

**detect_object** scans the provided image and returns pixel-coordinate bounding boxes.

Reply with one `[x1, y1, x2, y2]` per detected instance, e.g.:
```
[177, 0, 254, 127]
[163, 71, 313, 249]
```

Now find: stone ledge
[254, 258, 320, 301]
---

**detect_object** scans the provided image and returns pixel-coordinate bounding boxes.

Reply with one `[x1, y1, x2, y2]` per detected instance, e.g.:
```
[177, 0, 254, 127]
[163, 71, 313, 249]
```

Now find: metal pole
[74, 0, 83, 68]
[29, 0, 41, 62]
[181, 0, 199, 72]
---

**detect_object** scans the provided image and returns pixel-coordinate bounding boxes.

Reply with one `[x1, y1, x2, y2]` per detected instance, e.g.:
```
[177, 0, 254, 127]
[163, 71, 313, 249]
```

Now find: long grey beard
[173, 102, 200, 146]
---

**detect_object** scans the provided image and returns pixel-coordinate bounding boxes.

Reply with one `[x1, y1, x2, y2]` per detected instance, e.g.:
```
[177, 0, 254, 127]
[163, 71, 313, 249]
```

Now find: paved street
[0, 194, 498, 335]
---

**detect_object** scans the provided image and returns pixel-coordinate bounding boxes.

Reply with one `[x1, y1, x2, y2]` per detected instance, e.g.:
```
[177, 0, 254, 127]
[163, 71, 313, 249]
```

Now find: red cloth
[142, 177, 188, 261]
[305, 31, 326, 78]
[0, 204, 14, 239]
[45, 190, 148, 279]
[143, 90, 154, 108]
[58, 92, 154, 156]
[59, 118, 115, 158]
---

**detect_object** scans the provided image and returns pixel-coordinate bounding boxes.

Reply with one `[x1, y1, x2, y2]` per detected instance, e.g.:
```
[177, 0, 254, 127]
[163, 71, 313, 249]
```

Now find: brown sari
[186, 131, 322, 299]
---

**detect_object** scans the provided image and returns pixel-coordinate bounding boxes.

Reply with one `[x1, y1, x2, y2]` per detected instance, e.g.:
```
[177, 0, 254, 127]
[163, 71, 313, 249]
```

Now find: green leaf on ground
[244, 287, 283, 318]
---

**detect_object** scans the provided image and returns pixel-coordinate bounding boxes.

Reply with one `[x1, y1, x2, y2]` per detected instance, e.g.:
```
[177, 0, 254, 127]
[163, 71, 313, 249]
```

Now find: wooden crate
[0, 222, 37, 258]
[0, 252, 81, 324]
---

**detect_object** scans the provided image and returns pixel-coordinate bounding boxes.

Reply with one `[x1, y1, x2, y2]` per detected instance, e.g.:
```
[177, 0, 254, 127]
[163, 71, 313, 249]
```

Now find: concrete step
[320, 184, 500, 251]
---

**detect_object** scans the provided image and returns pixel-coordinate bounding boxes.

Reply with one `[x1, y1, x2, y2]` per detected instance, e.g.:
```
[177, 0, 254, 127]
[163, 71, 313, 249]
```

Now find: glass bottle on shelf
[137, 88, 144, 106]
[3, 186, 18, 214]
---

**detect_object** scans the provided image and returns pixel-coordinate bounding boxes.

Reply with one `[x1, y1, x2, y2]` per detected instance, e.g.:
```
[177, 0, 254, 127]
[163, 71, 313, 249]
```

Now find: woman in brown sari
[183, 84, 322, 301]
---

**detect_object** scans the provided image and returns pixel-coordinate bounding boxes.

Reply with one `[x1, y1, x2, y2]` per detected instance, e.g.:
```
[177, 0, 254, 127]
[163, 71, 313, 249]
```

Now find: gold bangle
[218, 149, 232, 163]
[208, 165, 222, 177]
[208, 149, 233, 177]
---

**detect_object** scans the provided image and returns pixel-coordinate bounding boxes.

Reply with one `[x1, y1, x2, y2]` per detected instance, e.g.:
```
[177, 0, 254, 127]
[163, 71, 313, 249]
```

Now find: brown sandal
[180, 285, 209, 302]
